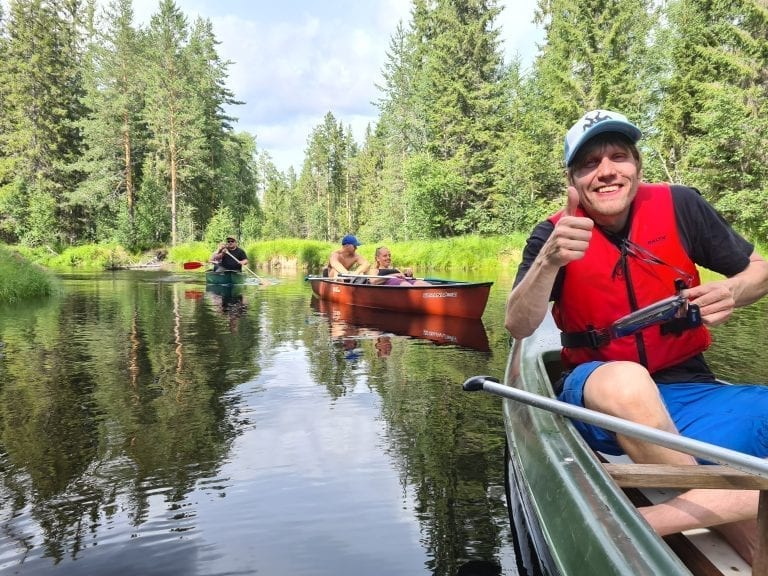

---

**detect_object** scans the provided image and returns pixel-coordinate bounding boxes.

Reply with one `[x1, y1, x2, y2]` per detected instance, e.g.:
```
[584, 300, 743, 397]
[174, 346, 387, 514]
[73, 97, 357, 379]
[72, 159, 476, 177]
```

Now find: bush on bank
[0, 245, 57, 302]
[16, 243, 135, 270]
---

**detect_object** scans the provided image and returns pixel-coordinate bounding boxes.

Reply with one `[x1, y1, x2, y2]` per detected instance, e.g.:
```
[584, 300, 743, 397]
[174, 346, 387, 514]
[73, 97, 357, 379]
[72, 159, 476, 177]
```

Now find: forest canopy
[1, 0, 766, 251]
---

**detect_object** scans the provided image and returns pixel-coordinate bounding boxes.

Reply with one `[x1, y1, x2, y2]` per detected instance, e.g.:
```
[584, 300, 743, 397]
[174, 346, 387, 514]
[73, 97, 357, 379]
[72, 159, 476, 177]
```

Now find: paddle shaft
[221, 250, 274, 285]
[224, 249, 261, 280]
[464, 376, 768, 480]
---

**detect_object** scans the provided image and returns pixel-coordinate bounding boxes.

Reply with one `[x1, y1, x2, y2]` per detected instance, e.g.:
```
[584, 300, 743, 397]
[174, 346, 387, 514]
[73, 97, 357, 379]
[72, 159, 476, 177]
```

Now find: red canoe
[311, 297, 490, 351]
[306, 276, 493, 319]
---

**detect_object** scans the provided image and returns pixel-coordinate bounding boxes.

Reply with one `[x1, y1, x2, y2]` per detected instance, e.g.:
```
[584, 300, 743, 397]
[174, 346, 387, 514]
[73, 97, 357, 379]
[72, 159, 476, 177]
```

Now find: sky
[124, 0, 545, 172]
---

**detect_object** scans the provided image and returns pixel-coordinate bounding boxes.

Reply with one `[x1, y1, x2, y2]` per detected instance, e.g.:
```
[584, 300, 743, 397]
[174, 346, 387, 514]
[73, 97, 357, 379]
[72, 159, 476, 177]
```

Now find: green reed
[0, 245, 57, 303]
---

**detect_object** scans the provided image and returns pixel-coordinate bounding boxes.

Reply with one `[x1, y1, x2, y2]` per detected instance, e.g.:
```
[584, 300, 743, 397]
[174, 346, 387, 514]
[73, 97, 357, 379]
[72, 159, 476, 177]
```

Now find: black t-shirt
[513, 185, 754, 383]
[221, 246, 247, 271]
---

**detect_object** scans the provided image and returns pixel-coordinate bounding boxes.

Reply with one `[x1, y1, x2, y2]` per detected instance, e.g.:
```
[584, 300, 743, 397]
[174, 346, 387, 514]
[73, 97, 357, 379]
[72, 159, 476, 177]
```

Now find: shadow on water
[456, 560, 503, 575]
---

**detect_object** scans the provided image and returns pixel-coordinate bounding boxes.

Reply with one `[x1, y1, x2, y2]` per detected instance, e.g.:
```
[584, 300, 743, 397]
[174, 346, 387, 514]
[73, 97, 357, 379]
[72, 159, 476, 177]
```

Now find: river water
[0, 269, 765, 576]
[0, 270, 516, 576]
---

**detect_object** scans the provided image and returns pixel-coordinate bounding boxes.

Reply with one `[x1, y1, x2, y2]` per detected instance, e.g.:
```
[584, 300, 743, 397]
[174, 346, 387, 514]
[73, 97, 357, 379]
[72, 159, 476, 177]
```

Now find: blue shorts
[558, 361, 768, 460]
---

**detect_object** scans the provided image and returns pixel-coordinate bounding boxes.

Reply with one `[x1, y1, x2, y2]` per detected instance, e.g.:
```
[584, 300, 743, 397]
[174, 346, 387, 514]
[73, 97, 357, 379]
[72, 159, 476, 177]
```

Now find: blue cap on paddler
[341, 234, 361, 247]
[564, 109, 642, 167]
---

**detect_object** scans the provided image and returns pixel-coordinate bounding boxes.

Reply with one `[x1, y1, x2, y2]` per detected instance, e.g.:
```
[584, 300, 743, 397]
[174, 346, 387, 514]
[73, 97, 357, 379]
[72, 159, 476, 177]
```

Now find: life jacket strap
[561, 304, 702, 350]
[560, 327, 610, 350]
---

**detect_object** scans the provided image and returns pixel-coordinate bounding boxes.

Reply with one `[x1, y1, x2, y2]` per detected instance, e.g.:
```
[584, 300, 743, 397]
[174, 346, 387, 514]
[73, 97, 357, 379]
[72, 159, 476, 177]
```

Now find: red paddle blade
[183, 261, 204, 270]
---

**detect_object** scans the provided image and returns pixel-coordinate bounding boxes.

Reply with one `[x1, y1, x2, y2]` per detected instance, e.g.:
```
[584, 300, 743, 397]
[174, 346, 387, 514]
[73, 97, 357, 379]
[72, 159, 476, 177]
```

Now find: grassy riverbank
[11, 232, 765, 278]
[3, 231, 761, 303]
[0, 245, 57, 302]
[15, 235, 529, 274]
[170, 234, 529, 274]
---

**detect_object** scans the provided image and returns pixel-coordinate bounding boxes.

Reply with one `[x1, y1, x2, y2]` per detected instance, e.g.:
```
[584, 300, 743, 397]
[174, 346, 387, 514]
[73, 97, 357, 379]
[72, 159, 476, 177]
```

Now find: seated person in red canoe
[368, 246, 431, 286]
[325, 234, 371, 279]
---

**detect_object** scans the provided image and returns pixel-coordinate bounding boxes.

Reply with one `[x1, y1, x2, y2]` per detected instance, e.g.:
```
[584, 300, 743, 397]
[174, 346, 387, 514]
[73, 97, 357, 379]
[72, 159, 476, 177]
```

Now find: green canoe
[205, 270, 245, 286]
[501, 312, 711, 575]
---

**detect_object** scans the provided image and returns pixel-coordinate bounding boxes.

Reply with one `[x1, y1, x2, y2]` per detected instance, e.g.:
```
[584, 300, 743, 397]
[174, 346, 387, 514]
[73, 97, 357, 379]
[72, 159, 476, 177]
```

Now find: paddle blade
[183, 261, 204, 270]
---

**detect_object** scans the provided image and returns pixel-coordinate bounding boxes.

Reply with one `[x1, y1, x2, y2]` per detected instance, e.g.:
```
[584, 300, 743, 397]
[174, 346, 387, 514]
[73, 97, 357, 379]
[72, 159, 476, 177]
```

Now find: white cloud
[51, 0, 543, 171]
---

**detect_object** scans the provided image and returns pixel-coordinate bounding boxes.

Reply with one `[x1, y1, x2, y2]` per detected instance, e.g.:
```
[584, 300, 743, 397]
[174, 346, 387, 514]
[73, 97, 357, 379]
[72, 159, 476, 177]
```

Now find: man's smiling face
[569, 136, 641, 233]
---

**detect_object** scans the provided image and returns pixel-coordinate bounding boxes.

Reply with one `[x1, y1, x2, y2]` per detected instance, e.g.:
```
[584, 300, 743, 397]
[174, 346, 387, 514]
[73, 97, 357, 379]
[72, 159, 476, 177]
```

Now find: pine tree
[410, 0, 508, 234]
[143, 0, 206, 245]
[75, 0, 147, 247]
[185, 16, 243, 234]
[298, 112, 351, 241]
[654, 0, 768, 238]
[261, 153, 295, 239]
[373, 22, 422, 239]
[0, 0, 87, 245]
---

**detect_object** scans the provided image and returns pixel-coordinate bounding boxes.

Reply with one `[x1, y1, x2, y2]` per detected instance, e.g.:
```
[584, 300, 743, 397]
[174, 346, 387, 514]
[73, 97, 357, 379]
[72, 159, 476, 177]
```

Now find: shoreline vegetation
[0, 235, 528, 304]
[2, 231, 744, 304]
[9, 235, 528, 273]
[0, 245, 58, 303]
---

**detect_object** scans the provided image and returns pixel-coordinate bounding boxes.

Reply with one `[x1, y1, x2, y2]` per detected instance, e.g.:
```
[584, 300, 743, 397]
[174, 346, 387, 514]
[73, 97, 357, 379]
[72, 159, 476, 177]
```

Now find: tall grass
[167, 242, 213, 267]
[172, 235, 528, 274]
[14, 235, 530, 276]
[247, 239, 333, 270]
[0, 245, 57, 302]
[16, 243, 135, 270]
[373, 234, 527, 272]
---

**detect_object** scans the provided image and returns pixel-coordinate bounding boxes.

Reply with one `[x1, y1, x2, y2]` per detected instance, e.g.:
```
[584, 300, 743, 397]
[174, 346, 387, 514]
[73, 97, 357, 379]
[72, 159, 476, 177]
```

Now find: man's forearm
[329, 257, 346, 274]
[505, 259, 561, 338]
[729, 251, 768, 308]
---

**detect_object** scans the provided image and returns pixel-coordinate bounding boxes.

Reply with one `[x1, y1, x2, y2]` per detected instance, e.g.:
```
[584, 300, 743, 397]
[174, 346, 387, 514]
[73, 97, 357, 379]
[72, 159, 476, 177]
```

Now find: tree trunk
[170, 144, 178, 246]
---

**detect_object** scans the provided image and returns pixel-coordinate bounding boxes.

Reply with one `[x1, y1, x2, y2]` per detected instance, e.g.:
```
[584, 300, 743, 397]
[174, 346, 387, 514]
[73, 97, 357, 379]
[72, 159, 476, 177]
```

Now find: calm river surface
[0, 269, 766, 576]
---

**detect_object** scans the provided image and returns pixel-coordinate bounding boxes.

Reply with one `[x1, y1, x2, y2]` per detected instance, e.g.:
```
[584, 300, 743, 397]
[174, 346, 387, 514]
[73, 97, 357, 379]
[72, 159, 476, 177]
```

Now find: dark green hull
[205, 270, 245, 286]
[503, 312, 691, 575]
[205, 283, 244, 307]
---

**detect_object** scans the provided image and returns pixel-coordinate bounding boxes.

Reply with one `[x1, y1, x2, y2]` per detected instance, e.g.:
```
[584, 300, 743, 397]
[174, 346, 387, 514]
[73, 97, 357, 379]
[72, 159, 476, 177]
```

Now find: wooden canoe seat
[603, 463, 768, 575]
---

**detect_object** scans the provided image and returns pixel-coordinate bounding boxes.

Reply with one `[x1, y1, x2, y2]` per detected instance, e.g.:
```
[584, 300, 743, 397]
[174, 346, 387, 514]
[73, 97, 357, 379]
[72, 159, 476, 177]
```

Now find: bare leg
[583, 362, 695, 465]
[712, 519, 757, 565]
[640, 492, 758, 564]
[583, 361, 758, 564]
[639, 489, 758, 530]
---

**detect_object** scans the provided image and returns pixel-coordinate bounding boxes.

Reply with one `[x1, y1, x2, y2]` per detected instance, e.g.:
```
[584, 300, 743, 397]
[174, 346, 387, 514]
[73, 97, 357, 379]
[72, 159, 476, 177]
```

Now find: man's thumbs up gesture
[541, 186, 594, 268]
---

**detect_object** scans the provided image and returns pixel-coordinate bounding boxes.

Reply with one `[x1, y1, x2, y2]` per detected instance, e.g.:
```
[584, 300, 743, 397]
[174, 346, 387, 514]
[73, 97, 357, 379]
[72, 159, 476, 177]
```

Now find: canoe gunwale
[205, 270, 246, 286]
[305, 275, 493, 288]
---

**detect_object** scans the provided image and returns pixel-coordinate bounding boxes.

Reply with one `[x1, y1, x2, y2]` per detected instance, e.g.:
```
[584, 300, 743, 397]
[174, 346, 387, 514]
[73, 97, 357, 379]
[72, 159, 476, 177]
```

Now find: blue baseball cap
[341, 234, 361, 247]
[564, 109, 642, 167]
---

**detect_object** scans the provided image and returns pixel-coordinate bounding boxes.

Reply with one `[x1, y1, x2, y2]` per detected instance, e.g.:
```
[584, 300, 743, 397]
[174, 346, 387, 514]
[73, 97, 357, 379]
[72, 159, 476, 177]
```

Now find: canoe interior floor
[602, 453, 751, 576]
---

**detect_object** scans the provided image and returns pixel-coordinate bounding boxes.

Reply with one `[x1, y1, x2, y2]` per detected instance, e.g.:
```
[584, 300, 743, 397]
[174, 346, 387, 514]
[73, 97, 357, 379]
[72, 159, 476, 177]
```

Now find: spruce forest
[1, 0, 767, 252]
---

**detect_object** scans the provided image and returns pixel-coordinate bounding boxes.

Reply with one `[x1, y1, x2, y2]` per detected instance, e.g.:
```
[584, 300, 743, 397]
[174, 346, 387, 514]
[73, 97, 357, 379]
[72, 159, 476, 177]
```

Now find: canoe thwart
[604, 463, 768, 490]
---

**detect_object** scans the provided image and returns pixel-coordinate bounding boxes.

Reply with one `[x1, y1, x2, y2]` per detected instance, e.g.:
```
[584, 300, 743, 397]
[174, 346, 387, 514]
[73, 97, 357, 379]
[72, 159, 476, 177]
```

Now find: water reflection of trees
[0, 279, 262, 562]
[308, 308, 513, 575]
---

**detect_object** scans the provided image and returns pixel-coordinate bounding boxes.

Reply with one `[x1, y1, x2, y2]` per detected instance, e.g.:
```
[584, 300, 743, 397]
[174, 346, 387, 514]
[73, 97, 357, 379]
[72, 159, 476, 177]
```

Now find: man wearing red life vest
[505, 109, 768, 565]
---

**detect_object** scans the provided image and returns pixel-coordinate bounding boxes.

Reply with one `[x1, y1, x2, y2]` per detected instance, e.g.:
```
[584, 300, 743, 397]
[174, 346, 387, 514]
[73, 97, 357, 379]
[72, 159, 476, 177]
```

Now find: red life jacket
[549, 183, 711, 373]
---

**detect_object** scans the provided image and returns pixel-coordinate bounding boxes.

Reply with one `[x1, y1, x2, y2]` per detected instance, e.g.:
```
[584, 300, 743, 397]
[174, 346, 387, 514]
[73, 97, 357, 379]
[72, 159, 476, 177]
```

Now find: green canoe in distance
[205, 270, 246, 286]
